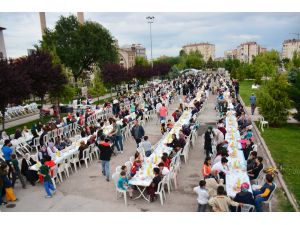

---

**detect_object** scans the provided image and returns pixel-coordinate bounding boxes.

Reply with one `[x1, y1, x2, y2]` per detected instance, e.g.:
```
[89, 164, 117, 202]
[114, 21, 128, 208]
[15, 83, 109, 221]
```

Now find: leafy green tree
[88, 66, 107, 98]
[205, 56, 214, 69]
[40, 15, 118, 85]
[168, 65, 180, 79]
[288, 68, 300, 120]
[135, 56, 149, 66]
[154, 56, 180, 66]
[292, 52, 300, 68]
[252, 50, 280, 84]
[50, 84, 76, 106]
[178, 51, 205, 70]
[257, 73, 291, 127]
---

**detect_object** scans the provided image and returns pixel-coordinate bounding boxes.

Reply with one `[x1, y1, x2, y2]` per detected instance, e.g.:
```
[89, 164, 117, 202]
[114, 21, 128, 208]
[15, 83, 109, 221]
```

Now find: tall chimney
[77, 12, 84, 24]
[39, 12, 47, 35]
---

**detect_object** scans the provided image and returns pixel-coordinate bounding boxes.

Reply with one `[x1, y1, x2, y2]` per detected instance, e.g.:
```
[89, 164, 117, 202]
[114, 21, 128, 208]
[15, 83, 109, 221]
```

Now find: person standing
[204, 126, 213, 157]
[98, 138, 113, 182]
[193, 180, 209, 212]
[11, 154, 26, 189]
[249, 93, 256, 115]
[38, 159, 56, 198]
[159, 103, 168, 122]
[131, 120, 145, 147]
[155, 100, 162, 124]
[108, 119, 124, 154]
[1, 139, 13, 179]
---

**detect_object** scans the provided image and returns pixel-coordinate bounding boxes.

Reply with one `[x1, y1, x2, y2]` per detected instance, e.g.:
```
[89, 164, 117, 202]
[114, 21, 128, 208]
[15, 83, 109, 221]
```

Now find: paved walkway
[1, 92, 281, 211]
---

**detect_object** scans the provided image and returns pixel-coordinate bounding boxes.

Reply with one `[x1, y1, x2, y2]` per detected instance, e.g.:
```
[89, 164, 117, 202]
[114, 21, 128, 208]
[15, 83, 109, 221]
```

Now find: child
[161, 123, 167, 135]
[139, 136, 152, 157]
[130, 160, 142, 177]
[166, 119, 174, 131]
[11, 154, 26, 189]
[117, 171, 133, 198]
[148, 167, 162, 202]
[38, 159, 56, 198]
[193, 180, 209, 212]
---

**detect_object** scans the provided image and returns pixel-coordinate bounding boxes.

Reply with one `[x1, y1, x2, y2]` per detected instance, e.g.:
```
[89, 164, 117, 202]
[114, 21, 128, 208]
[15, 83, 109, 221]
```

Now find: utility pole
[146, 16, 155, 68]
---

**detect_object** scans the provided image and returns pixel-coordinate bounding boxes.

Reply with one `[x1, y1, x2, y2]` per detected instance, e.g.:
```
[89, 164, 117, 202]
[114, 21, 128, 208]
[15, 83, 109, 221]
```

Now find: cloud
[0, 12, 299, 59]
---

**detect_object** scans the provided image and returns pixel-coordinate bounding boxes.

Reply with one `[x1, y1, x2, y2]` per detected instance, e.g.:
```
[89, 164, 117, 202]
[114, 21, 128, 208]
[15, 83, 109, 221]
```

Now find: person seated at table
[161, 122, 167, 135]
[161, 153, 171, 169]
[166, 119, 174, 131]
[158, 162, 170, 176]
[202, 156, 212, 179]
[253, 174, 276, 212]
[248, 156, 263, 180]
[139, 136, 152, 157]
[121, 165, 130, 179]
[208, 186, 241, 212]
[14, 129, 22, 139]
[62, 136, 72, 147]
[193, 180, 209, 212]
[148, 167, 162, 202]
[247, 151, 257, 171]
[212, 148, 228, 166]
[242, 139, 254, 160]
[89, 124, 96, 135]
[54, 137, 64, 151]
[21, 153, 39, 186]
[80, 126, 86, 138]
[78, 141, 88, 161]
[47, 142, 59, 158]
[130, 160, 142, 177]
[233, 182, 255, 211]
[86, 135, 96, 146]
[211, 157, 229, 184]
[117, 171, 133, 198]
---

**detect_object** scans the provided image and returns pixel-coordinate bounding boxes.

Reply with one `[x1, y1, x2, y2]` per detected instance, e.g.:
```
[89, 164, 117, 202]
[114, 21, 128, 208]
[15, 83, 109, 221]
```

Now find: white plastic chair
[252, 144, 258, 152]
[262, 183, 277, 212]
[112, 172, 128, 205]
[115, 165, 122, 174]
[238, 203, 255, 212]
[57, 161, 68, 182]
[125, 161, 132, 171]
[155, 181, 167, 205]
[64, 156, 72, 177]
[70, 152, 81, 172]
[180, 142, 190, 163]
[82, 148, 91, 168]
[259, 116, 269, 132]
[129, 156, 135, 164]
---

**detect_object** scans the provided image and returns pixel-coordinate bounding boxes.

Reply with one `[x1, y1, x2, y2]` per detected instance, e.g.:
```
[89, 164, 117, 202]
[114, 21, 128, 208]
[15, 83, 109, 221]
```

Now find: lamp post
[146, 16, 155, 68]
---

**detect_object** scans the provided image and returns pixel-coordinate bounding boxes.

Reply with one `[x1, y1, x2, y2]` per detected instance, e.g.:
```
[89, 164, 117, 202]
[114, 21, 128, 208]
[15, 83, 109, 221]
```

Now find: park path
[2, 91, 282, 212]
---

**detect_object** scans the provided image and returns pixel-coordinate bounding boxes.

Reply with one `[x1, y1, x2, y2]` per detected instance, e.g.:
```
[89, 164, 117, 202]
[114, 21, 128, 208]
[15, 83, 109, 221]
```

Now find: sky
[0, 12, 299, 59]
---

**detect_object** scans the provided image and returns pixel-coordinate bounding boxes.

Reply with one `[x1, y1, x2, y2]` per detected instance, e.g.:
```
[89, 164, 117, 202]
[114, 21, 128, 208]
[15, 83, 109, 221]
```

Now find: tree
[292, 51, 300, 68]
[20, 50, 67, 110]
[168, 65, 180, 79]
[40, 15, 118, 85]
[205, 56, 214, 69]
[102, 63, 128, 87]
[0, 58, 31, 130]
[154, 56, 180, 66]
[88, 66, 107, 98]
[288, 68, 300, 120]
[178, 51, 205, 70]
[252, 50, 280, 84]
[135, 56, 149, 66]
[257, 73, 291, 127]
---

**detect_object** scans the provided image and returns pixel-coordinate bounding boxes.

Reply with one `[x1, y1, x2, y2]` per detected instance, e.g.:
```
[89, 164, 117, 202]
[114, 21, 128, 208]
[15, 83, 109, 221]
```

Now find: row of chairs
[0, 103, 38, 120]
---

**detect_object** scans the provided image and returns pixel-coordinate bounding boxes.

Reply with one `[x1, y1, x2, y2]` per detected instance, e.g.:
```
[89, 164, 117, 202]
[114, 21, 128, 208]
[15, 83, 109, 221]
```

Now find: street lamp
[146, 16, 155, 68]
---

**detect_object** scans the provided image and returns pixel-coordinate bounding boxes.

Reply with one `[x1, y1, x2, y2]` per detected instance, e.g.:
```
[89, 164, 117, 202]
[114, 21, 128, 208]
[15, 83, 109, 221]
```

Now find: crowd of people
[196, 76, 276, 212]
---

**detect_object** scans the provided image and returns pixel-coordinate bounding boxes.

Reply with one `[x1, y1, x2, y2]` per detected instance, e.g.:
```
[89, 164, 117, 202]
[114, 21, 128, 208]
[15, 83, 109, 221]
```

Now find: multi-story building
[117, 43, 147, 69]
[225, 42, 266, 63]
[0, 27, 7, 58]
[282, 39, 300, 59]
[182, 42, 215, 61]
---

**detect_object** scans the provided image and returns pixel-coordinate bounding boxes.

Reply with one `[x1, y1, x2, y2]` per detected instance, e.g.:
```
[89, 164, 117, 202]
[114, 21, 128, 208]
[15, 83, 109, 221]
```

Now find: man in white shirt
[193, 180, 209, 212]
[211, 157, 229, 182]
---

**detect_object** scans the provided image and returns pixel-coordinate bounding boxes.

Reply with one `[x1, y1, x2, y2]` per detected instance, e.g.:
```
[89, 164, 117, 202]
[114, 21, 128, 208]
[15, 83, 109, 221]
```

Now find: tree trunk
[40, 96, 44, 120]
[57, 98, 60, 116]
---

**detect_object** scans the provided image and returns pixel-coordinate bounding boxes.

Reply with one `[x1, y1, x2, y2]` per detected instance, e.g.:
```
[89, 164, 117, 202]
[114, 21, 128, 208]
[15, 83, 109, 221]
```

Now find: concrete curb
[239, 96, 299, 212]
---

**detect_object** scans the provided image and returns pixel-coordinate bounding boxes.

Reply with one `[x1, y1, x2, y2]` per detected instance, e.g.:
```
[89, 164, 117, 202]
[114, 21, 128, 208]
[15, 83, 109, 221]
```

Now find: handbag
[5, 187, 17, 201]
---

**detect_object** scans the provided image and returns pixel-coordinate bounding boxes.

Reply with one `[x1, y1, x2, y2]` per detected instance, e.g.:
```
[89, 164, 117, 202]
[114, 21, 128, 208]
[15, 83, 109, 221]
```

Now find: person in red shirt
[130, 160, 142, 177]
[159, 103, 168, 122]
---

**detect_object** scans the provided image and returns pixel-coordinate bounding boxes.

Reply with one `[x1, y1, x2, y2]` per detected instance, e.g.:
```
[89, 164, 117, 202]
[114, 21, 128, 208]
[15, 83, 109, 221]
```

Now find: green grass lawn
[257, 122, 300, 211]
[239, 80, 258, 106]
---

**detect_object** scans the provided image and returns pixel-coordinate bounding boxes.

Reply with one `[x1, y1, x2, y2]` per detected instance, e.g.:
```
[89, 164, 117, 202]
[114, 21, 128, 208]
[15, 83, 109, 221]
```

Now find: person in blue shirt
[249, 93, 256, 115]
[1, 139, 13, 179]
[117, 171, 133, 198]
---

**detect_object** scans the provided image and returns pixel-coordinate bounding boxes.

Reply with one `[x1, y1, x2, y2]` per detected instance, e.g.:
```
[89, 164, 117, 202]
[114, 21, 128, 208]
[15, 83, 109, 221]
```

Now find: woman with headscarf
[21, 153, 39, 186]
[233, 182, 255, 211]
[204, 126, 213, 157]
